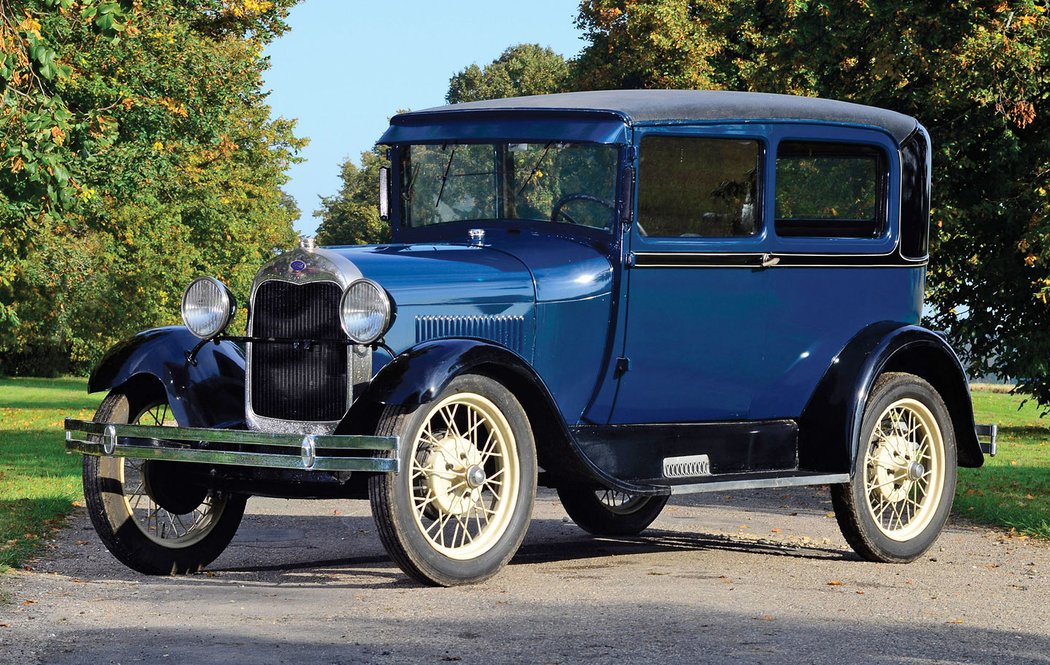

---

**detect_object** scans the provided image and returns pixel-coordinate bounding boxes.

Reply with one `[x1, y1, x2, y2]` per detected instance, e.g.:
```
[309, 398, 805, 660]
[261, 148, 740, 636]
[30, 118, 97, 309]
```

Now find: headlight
[339, 279, 392, 344]
[181, 277, 235, 339]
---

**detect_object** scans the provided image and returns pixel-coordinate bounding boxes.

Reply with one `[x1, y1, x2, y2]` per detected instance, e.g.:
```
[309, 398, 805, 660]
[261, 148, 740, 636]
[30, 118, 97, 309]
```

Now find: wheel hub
[425, 435, 484, 517]
[872, 432, 918, 503]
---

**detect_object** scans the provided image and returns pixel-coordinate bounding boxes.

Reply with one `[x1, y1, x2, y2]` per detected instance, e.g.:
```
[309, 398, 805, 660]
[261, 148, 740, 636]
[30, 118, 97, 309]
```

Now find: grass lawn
[0, 378, 1047, 573]
[957, 388, 1050, 538]
[0, 377, 101, 572]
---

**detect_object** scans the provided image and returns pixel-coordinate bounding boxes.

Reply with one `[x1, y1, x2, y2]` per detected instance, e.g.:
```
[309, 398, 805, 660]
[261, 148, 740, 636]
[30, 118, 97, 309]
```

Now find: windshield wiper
[516, 142, 553, 197]
[435, 145, 457, 209]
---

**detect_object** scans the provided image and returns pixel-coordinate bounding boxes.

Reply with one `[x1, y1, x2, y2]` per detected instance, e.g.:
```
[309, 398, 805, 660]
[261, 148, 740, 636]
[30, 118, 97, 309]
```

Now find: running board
[668, 473, 850, 495]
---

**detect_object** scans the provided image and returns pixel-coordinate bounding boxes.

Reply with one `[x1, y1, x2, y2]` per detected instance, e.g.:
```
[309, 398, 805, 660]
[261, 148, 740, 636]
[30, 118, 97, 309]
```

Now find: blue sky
[262, 2, 587, 236]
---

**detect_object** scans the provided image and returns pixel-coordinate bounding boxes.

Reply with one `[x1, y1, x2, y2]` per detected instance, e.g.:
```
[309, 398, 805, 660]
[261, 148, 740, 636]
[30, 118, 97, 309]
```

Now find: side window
[775, 142, 885, 238]
[637, 136, 760, 238]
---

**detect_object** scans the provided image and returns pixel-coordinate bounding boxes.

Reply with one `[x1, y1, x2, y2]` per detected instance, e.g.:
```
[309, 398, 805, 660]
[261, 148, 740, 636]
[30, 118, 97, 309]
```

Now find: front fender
[89, 326, 246, 429]
[337, 338, 636, 491]
[798, 322, 982, 475]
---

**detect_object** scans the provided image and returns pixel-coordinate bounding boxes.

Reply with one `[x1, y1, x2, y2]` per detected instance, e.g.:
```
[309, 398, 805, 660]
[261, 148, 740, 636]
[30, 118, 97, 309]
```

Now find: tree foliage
[447, 43, 572, 104]
[0, 0, 303, 374]
[315, 146, 390, 246]
[574, 0, 1050, 406]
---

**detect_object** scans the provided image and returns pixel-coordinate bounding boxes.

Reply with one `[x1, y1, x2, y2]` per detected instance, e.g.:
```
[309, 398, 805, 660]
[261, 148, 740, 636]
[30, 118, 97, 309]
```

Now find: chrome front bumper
[64, 419, 399, 473]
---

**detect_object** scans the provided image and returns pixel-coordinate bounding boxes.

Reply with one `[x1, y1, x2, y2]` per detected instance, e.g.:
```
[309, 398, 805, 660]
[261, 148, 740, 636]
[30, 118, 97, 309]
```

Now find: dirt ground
[2, 486, 1048, 664]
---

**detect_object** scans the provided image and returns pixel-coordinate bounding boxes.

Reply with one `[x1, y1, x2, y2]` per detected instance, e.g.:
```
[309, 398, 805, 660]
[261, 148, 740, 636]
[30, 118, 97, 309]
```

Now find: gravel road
[2, 487, 1048, 665]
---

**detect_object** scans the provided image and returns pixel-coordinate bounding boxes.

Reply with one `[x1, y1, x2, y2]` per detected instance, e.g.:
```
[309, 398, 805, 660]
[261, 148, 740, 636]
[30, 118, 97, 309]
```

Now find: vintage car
[65, 90, 996, 586]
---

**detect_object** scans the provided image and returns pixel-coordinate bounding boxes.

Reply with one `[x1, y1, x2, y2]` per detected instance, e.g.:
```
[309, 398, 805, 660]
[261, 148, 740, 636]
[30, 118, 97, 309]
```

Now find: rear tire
[83, 391, 247, 575]
[831, 372, 957, 563]
[557, 486, 668, 536]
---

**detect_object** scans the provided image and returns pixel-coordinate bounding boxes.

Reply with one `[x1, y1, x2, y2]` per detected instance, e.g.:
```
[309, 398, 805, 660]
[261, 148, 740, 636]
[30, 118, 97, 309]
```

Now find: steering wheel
[550, 193, 615, 226]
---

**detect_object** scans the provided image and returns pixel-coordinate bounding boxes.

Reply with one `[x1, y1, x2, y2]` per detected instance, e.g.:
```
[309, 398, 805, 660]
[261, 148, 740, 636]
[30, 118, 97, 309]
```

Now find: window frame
[773, 140, 889, 240]
[628, 124, 771, 254]
[635, 133, 766, 241]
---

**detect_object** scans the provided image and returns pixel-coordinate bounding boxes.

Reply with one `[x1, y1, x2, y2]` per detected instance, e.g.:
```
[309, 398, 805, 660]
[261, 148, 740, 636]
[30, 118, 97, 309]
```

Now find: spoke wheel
[558, 486, 668, 536]
[832, 373, 957, 563]
[83, 390, 247, 575]
[370, 374, 536, 586]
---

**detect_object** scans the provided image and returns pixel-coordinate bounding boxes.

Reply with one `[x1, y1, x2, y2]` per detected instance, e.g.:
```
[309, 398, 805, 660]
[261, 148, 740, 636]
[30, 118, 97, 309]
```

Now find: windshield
[401, 142, 618, 230]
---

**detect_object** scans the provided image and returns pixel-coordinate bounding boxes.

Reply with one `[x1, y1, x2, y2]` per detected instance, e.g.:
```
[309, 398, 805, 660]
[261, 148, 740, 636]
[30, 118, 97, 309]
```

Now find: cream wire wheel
[597, 489, 651, 515]
[831, 372, 957, 563]
[557, 485, 668, 536]
[370, 374, 537, 586]
[113, 403, 227, 548]
[862, 398, 945, 541]
[83, 390, 247, 575]
[408, 392, 520, 559]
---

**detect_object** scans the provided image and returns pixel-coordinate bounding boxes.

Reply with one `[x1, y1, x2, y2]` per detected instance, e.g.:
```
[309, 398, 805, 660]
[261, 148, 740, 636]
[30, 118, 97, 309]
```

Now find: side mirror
[379, 166, 390, 221]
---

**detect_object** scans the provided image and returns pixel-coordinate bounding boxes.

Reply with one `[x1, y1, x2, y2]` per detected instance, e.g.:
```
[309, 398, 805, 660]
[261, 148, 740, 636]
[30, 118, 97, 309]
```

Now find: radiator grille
[250, 280, 348, 422]
[415, 315, 524, 354]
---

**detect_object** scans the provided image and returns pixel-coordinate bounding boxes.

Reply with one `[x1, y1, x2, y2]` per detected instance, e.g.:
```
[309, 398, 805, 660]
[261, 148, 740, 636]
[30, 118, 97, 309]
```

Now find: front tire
[831, 372, 957, 562]
[369, 374, 537, 586]
[558, 486, 668, 536]
[83, 391, 247, 575]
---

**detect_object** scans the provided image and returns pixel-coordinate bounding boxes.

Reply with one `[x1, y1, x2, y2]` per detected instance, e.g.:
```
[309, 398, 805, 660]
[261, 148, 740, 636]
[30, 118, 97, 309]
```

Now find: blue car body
[87, 90, 982, 498]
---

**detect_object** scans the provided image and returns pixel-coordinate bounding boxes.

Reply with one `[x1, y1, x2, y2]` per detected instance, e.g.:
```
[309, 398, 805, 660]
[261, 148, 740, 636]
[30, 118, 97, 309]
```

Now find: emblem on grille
[290, 259, 307, 273]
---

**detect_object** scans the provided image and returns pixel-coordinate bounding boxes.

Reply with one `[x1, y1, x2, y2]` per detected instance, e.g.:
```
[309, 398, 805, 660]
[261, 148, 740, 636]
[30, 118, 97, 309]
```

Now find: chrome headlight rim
[339, 278, 393, 345]
[181, 276, 236, 340]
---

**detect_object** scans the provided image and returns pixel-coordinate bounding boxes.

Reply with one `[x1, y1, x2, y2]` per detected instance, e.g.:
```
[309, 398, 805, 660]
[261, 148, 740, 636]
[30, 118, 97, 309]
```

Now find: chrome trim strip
[668, 473, 849, 495]
[631, 251, 927, 269]
[65, 419, 399, 473]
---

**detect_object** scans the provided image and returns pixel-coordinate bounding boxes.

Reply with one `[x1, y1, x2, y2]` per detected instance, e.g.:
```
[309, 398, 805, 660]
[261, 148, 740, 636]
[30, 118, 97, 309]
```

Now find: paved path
[2, 487, 1048, 664]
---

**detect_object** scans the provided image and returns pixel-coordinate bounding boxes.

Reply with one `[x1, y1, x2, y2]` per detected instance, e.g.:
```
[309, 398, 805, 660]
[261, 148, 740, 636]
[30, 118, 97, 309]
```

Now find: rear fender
[88, 326, 246, 428]
[798, 322, 982, 475]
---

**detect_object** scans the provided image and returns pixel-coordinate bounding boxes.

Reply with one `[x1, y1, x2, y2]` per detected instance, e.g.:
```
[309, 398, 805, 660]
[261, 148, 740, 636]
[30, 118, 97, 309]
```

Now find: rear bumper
[976, 423, 998, 457]
[64, 418, 399, 473]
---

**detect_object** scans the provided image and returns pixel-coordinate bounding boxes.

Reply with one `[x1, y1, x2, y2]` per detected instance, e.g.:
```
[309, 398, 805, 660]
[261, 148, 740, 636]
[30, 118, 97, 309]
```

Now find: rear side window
[638, 136, 761, 238]
[775, 142, 885, 238]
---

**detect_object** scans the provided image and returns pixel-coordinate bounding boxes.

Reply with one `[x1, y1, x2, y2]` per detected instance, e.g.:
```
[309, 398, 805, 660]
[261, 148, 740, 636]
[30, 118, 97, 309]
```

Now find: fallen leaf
[827, 580, 843, 586]
[754, 614, 776, 621]
[205, 571, 217, 578]
[770, 528, 781, 533]
[855, 591, 865, 595]
[738, 524, 749, 529]
[22, 600, 36, 606]
[75, 540, 89, 546]
[824, 512, 836, 518]
[946, 619, 964, 625]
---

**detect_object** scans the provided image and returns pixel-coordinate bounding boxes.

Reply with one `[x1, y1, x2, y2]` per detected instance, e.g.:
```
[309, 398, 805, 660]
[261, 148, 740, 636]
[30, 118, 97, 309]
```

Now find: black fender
[88, 326, 246, 429]
[798, 321, 983, 476]
[336, 338, 643, 491]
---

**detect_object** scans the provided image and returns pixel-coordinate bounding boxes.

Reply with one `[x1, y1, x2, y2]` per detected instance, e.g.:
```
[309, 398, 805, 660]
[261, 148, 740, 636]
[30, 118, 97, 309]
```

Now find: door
[610, 129, 772, 424]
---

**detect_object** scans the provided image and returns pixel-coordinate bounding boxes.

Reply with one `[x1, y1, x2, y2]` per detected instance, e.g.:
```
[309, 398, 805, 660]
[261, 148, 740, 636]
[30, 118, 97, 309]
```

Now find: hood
[328, 231, 613, 305]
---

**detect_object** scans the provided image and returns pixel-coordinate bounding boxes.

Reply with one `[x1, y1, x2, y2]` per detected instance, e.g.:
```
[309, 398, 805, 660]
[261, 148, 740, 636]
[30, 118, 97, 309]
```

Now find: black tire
[557, 486, 668, 536]
[831, 372, 957, 563]
[83, 391, 247, 575]
[369, 374, 537, 586]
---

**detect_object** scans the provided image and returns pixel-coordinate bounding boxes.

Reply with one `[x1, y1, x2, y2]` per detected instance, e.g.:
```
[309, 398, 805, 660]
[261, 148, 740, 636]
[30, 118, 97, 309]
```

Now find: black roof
[398, 90, 919, 143]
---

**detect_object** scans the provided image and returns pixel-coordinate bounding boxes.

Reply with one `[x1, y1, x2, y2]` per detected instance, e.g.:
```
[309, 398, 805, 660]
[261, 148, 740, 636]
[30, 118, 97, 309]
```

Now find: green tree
[447, 43, 572, 103]
[315, 147, 390, 246]
[0, 0, 303, 374]
[575, 0, 1050, 407]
